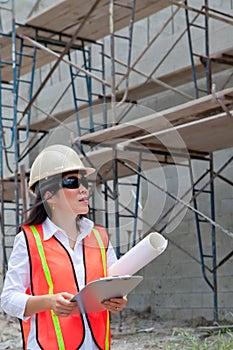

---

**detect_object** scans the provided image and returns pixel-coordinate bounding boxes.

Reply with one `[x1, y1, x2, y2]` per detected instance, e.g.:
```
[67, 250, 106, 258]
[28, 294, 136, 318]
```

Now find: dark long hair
[22, 176, 60, 226]
[22, 191, 52, 226]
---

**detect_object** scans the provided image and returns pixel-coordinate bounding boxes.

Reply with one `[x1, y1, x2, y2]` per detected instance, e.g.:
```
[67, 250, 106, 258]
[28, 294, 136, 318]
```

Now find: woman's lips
[79, 197, 88, 204]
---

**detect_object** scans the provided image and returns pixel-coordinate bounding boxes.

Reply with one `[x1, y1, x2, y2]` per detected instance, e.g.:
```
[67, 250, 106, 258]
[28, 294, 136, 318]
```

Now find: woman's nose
[79, 183, 88, 192]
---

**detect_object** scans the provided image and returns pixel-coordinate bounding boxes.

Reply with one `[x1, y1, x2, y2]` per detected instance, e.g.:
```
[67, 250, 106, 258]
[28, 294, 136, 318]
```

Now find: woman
[1, 144, 127, 350]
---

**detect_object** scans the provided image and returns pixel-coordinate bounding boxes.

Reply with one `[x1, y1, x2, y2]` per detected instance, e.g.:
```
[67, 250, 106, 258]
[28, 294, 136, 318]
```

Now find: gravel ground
[111, 311, 192, 350]
[0, 312, 22, 350]
[0, 309, 233, 350]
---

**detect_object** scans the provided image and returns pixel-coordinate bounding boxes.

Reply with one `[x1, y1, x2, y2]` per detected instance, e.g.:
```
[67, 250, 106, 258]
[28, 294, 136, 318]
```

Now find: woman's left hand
[102, 295, 128, 313]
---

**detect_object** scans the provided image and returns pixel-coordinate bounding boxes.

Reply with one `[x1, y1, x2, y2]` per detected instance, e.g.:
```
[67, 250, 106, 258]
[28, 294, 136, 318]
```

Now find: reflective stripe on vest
[92, 227, 110, 350]
[30, 225, 65, 350]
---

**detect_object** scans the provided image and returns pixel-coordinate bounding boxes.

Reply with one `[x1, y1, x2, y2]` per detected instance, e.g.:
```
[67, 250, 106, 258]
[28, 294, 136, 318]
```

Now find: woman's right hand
[24, 292, 77, 317]
[51, 292, 77, 317]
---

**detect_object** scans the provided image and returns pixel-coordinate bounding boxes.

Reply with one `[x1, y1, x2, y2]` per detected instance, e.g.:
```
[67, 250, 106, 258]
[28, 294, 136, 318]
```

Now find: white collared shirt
[1, 217, 117, 349]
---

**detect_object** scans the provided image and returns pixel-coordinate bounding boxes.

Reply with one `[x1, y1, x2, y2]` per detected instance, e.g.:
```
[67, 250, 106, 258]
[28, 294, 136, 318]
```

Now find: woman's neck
[50, 212, 79, 238]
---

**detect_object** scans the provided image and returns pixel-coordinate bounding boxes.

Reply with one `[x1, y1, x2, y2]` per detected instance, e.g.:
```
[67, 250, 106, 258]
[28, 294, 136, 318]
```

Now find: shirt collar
[42, 216, 94, 241]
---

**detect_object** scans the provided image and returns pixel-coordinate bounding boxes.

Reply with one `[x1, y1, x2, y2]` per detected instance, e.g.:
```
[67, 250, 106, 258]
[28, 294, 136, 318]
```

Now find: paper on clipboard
[108, 232, 168, 276]
[71, 275, 143, 314]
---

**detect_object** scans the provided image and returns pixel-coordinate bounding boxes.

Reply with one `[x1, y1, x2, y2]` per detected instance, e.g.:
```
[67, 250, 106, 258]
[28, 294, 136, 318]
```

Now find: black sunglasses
[61, 176, 89, 189]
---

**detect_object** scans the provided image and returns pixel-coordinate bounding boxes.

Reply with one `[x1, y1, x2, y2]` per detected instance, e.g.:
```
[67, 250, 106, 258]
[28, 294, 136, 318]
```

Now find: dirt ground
[0, 309, 233, 350]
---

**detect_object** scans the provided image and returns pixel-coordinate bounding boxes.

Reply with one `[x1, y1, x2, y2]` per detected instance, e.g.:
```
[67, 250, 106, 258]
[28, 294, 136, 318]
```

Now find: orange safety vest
[21, 224, 111, 350]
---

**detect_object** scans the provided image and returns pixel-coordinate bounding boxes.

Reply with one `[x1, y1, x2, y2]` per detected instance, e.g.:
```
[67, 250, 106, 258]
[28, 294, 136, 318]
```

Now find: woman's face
[52, 172, 89, 217]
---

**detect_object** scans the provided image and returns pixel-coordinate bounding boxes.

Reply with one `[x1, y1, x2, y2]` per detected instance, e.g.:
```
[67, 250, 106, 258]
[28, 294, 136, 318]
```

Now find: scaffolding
[0, 0, 233, 322]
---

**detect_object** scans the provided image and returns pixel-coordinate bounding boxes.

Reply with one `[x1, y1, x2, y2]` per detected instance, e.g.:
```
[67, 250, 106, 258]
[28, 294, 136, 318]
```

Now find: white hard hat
[29, 144, 95, 191]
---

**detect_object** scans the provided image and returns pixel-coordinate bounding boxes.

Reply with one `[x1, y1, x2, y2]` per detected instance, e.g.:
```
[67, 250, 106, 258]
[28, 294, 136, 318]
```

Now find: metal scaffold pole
[0, 0, 19, 275]
[109, 0, 116, 125]
[109, 0, 136, 122]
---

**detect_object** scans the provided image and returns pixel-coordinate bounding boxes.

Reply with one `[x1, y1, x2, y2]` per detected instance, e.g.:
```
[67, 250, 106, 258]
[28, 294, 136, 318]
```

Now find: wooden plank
[183, 115, 233, 152]
[25, 0, 169, 38]
[19, 88, 233, 152]
[115, 50, 233, 101]
[138, 111, 233, 153]
[78, 87, 233, 145]
[1, 0, 171, 81]
[64, 0, 169, 40]
[81, 146, 184, 182]
[25, 0, 108, 31]
[81, 111, 233, 183]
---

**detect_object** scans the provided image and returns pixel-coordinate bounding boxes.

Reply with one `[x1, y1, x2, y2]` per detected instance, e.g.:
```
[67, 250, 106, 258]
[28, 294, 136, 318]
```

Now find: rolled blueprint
[108, 232, 168, 276]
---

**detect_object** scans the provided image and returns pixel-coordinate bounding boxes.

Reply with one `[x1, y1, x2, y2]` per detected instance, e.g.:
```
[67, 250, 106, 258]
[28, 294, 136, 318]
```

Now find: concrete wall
[127, 148, 233, 321]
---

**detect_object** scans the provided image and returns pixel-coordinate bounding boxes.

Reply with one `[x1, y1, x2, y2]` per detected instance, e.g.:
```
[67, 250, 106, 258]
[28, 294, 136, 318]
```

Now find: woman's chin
[77, 208, 89, 216]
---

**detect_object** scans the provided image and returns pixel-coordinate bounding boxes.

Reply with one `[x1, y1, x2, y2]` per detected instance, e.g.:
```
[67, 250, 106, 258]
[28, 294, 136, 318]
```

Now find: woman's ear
[42, 191, 56, 217]
[44, 191, 56, 205]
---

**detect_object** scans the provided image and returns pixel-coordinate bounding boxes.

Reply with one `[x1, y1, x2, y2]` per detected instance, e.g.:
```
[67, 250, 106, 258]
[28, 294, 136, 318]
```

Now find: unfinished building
[0, 0, 233, 323]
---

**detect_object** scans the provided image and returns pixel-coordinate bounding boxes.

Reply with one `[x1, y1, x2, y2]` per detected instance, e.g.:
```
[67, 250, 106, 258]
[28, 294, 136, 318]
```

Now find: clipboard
[71, 275, 143, 314]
